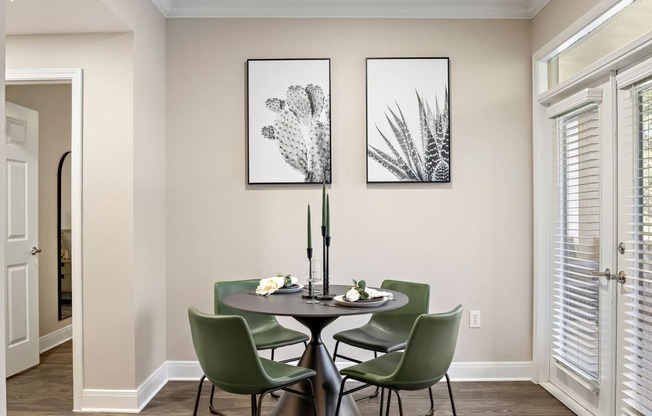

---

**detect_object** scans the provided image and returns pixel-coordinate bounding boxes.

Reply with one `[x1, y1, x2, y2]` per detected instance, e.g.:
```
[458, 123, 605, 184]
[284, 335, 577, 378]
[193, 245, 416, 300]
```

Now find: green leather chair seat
[332, 321, 410, 353]
[251, 324, 310, 350]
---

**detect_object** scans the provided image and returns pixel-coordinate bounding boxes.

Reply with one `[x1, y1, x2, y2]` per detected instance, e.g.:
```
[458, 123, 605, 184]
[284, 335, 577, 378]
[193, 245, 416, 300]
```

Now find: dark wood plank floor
[7, 341, 575, 415]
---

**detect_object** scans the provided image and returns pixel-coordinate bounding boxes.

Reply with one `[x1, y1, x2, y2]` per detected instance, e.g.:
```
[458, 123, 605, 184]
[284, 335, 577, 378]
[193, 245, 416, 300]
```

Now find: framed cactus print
[247, 58, 331, 184]
[366, 57, 450, 183]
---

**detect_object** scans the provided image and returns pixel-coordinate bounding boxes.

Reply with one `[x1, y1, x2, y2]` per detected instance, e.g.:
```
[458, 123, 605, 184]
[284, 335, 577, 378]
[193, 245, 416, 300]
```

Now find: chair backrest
[390, 305, 463, 390]
[369, 280, 430, 334]
[188, 307, 272, 394]
[214, 279, 278, 333]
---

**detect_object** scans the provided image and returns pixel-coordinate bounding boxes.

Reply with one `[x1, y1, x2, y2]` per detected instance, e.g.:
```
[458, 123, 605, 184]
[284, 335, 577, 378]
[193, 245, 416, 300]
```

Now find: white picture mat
[367, 58, 449, 182]
[248, 59, 331, 183]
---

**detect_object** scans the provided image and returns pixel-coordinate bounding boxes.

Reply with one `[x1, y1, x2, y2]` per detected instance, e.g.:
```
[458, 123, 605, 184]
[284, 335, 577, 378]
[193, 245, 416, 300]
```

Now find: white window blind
[552, 103, 601, 386]
[620, 77, 652, 416]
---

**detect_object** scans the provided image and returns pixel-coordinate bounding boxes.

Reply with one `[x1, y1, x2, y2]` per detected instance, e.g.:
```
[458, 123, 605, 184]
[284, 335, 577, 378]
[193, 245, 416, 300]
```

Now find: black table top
[223, 284, 408, 318]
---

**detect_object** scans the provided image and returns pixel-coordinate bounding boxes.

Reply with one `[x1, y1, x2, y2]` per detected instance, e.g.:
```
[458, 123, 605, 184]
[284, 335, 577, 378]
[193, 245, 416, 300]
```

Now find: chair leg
[335, 376, 349, 416]
[393, 389, 404, 416]
[305, 378, 318, 415]
[251, 394, 258, 416]
[378, 388, 385, 416]
[208, 384, 227, 415]
[385, 389, 392, 416]
[332, 341, 340, 360]
[193, 375, 206, 416]
[256, 392, 269, 416]
[445, 372, 457, 416]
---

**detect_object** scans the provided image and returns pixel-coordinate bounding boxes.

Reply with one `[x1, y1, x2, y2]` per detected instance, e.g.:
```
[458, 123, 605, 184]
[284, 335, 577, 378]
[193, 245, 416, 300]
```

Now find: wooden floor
[7, 341, 575, 415]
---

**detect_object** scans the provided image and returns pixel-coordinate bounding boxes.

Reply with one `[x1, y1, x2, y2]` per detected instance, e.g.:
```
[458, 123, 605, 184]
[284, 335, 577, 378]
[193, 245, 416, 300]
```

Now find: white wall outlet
[470, 310, 481, 328]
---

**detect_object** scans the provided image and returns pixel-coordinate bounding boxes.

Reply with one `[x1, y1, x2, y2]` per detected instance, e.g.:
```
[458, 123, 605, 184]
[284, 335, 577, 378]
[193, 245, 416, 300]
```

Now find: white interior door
[547, 77, 617, 416]
[615, 59, 652, 416]
[4, 101, 39, 378]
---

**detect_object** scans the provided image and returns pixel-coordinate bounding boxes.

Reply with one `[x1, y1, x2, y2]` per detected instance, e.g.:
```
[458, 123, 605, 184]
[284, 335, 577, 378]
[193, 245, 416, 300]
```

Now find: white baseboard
[167, 360, 204, 380]
[80, 362, 168, 413]
[136, 362, 168, 411]
[168, 360, 533, 382]
[448, 361, 533, 381]
[39, 324, 72, 354]
[83, 359, 533, 412]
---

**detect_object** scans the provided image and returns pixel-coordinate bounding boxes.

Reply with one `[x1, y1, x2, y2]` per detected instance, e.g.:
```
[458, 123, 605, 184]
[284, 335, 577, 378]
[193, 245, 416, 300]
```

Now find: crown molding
[152, 0, 550, 19]
[151, 0, 173, 16]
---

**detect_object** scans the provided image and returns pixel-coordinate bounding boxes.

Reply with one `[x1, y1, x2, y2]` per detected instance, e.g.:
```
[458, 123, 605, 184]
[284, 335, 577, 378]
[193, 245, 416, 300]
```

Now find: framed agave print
[247, 58, 331, 184]
[366, 57, 450, 183]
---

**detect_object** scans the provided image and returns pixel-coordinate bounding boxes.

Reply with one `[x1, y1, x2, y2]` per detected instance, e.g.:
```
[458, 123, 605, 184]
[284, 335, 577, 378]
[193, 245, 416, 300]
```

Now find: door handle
[592, 268, 626, 284]
[30, 246, 42, 255]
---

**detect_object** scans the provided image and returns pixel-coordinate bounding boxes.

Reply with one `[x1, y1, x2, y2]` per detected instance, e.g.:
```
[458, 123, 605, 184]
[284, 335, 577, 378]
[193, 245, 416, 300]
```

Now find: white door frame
[533, 0, 652, 414]
[5, 68, 84, 411]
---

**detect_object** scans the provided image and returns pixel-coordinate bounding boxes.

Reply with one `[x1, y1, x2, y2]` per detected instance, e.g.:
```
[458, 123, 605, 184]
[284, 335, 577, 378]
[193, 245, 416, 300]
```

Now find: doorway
[5, 68, 84, 411]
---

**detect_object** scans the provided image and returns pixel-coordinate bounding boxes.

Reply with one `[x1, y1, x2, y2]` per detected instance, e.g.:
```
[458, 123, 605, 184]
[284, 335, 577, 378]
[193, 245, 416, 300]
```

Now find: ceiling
[152, 0, 550, 19]
[5, 0, 549, 36]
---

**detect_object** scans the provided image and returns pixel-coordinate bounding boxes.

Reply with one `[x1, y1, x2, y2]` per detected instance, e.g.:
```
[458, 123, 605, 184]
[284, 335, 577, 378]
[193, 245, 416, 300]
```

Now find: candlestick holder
[302, 248, 316, 300]
[317, 228, 334, 300]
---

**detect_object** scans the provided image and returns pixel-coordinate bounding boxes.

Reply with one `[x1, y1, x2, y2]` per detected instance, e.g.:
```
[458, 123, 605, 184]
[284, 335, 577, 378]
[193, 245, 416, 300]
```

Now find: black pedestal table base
[272, 316, 361, 416]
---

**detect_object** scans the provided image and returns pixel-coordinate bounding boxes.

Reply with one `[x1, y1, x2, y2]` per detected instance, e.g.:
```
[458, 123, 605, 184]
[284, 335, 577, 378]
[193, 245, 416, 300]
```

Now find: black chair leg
[208, 384, 227, 415]
[306, 378, 319, 415]
[332, 341, 340, 360]
[378, 388, 385, 416]
[445, 372, 457, 416]
[427, 386, 435, 416]
[335, 376, 349, 416]
[251, 394, 258, 416]
[393, 389, 404, 416]
[256, 392, 269, 416]
[385, 389, 392, 416]
[193, 375, 206, 416]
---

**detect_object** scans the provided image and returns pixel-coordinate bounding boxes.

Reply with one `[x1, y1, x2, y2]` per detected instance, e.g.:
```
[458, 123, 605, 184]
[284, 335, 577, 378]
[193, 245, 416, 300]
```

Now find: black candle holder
[317, 227, 334, 300]
[302, 248, 315, 299]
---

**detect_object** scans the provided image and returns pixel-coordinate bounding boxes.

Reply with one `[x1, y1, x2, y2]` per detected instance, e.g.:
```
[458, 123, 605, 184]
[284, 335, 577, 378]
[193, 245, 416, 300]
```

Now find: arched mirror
[58, 151, 72, 320]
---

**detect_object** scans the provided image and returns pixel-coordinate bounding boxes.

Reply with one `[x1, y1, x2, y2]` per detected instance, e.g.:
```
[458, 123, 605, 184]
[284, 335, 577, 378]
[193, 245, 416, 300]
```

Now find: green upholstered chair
[332, 280, 430, 399]
[214, 279, 310, 407]
[335, 305, 463, 416]
[188, 307, 318, 416]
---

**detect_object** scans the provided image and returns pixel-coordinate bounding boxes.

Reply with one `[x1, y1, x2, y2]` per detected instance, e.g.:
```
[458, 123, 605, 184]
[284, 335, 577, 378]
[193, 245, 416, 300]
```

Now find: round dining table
[223, 284, 408, 416]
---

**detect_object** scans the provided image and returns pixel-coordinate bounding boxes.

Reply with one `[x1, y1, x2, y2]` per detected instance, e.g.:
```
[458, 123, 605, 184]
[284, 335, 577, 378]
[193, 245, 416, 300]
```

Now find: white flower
[256, 276, 284, 295]
[345, 287, 360, 302]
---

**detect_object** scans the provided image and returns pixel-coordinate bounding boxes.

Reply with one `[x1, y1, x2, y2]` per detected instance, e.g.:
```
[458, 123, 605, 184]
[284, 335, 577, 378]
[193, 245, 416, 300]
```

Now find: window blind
[620, 77, 652, 416]
[552, 103, 601, 386]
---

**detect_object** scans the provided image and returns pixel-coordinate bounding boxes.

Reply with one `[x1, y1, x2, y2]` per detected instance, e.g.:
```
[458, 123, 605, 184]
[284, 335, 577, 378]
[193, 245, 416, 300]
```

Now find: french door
[615, 60, 652, 416]
[547, 59, 652, 416]
[548, 76, 616, 416]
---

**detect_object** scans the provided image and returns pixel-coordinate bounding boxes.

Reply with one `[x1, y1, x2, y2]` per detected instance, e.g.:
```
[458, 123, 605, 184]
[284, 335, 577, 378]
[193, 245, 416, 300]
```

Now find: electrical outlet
[470, 310, 481, 328]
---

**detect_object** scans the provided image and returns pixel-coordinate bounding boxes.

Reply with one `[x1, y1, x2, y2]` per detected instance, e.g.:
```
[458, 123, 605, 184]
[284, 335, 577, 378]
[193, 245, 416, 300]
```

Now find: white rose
[345, 287, 360, 302]
[256, 277, 283, 295]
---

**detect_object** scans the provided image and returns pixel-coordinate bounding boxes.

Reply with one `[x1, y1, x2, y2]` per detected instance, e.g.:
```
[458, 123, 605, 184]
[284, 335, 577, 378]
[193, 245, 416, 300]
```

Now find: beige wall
[7, 33, 137, 390]
[531, 0, 602, 52]
[6, 84, 72, 338]
[100, 0, 168, 387]
[166, 18, 533, 363]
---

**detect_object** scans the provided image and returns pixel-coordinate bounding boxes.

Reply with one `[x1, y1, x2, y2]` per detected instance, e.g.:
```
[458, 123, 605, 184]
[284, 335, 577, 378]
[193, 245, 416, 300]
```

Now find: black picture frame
[247, 58, 332, 184]
[366, 57, 450, 183]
